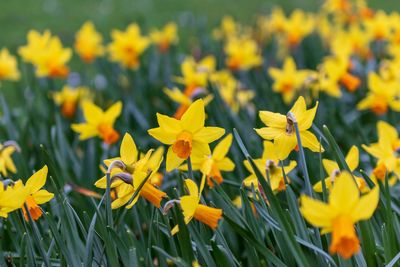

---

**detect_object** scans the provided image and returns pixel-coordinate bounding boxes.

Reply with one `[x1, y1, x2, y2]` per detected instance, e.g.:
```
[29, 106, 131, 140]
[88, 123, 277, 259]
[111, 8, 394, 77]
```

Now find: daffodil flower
[72, 101, 122, 145]
[185, 134, 235, 187]
[0, 141, 19, 177]
[313, 146, 369, 193]
[268, 57, 314, 104]
[52, 85, 92, 118]
[75, 21, 105, 63]
[150, 22, 178, 53]
[362, 121, 400, 178]
[21, 165, 54, 221]
[148, 99, 225, 171]
[255, 96, 323, 160]
[224, 36, 262, 71]
[0, 180, 29, 218]
[243, 141, 297, 192]
[108, 24, 150, 69]
[300, 172, 379, 259]
[357, 72, 400, 115]
[95, 133, 166, 209]
[0, 48, 20, 81]
[170, 176, 222, 235]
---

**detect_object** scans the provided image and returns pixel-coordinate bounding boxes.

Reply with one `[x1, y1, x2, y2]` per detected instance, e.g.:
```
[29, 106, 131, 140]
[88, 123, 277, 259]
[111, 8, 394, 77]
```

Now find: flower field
[1, 0, 400, 266]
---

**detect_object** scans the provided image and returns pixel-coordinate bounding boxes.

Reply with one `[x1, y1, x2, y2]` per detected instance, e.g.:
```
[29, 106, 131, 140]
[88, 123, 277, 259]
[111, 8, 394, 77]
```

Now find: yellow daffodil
[300, 172, 379, 259]
[72, 101, 122, 145]
[210, 70, 255, 113]
[313, 146, 369, 193]
[0, 142, 18, 177]
[0, 48, 20, 81]
[19, 30, 72, 78]
[224, 36, 262, 71]
[268, 57, 314, 103]
[21, 165, 54, 221]
[150, 22, 178, 53]
[170, 176, 222, 235]
[75, 21, 105, 63]
[364, 11, 392, 40]
[148, 99, 225, 171]
[357, 72, 400, 115]
[255, 96, 323, 160]
[108, 24, 150, 69]
[163, 87, 214, 119]
[147, 146, 165, 187]
[243, 141, 297, 192]
[213, 16, 239, 40]
[362, 121, 400, 177]
[0, 180, 29, 218]
[282, 10, 315, 47]
[52, 85, 92, 118]
[186, 134, 235, 187]
[95, 133, 166, 208]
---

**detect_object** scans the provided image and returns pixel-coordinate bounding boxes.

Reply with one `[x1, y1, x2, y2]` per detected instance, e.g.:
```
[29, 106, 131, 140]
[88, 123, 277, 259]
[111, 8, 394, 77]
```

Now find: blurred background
[1, 0, 399, 47]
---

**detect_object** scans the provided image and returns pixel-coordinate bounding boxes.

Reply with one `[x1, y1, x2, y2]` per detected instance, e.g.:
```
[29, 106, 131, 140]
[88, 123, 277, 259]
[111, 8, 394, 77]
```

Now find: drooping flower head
[75, 21, 105, 63]
[255, 96, 323, 160]
[300, 172, 379, 259]
[71, 101, 122, 145]
[95, 133, 166, 209]
[108, 24, 150, 69]
[170, 176, 222, 235]
[148, 99, 225, 171]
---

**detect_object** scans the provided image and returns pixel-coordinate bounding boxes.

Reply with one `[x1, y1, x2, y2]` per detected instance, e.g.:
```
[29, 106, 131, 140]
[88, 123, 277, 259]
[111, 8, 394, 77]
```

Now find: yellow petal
[329, 172, 359, 214]
[180, 195, 199, 219]
[301, 131, 323, 152]
[156, 113, 181, 133]
[351, 186, 379, 222]
[300, 195, 336, 229]
[120, 133, 138, 165]
[25, 165, 48, 194]
[274, 134, 297, 160]
[323, 159, 338, 176]
[181, 99, 205, 133]
[217, 158, 235, 171]
[82, 101, 103, 124]
[166, 146, 185, 172]
[345, 146, 359, 171]
[254, 127, 284, 140]
[184, 179, 199, 197]
[104, 101, 122, 125]
[212, 134, 232, 160]
[259, 111, 286, 128]
[193, 127, 225, 144]
[148, 127, 177, 145]
[32, 189, 54, 205]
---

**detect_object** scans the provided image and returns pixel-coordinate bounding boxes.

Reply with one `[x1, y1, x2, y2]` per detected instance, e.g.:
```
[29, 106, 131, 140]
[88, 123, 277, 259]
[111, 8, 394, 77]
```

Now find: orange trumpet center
[61, 100, 77, 118]
[207, 163, 223, 187]
[22, 195, 43, 221]
[172, 131, 193, 159]
[98, 123, 120, 145]
[139, 182, 167, 208]
[329, 215, 360, 259]
[49, 65, 69, 79]
[340, 72, 361, 92]
[373, 162, 387, 181]
[193, 204, 223, 229]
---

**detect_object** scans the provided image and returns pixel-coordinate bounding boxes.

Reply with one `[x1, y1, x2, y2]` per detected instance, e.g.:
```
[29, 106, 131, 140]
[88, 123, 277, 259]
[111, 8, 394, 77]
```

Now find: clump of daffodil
[0, 180, 29, 218]
[224, 36, 262, 71]
[21, 165, 54, 221]
[0, 141, 20, 177]
[108, 24, 150, 69]
[268, 57, 315, 104]
[210, 70, 255, 113]
[357, 72, 400, 115]
[166, 176, 222, 235]
[362, 121, 400, 179]
[163, 87, 214, 119]
[74, 21, 105, 63]
[301, 172, 379, 259]
[0, 48, 20, 81]
[184, 134, 235, 187]
[150, 22, 178, 53]
[71, 101, 122, 145]
[95, 133, 166, 208]
[313, 146, 369, 193]
[255, 96, 323, 160]
[18, 30, 72, 79]
[52, 85, 92, 118]
[243, 141, 297, 192]
[148, 99, 225, 171]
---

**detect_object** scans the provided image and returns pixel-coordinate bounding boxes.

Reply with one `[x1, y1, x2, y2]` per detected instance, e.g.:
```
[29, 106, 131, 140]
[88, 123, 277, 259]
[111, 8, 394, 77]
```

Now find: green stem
[187, 156, 194, 179]
[105, 171, 113, 227]
[23, 204, 51, 267]
[293, 122, 312, 196]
